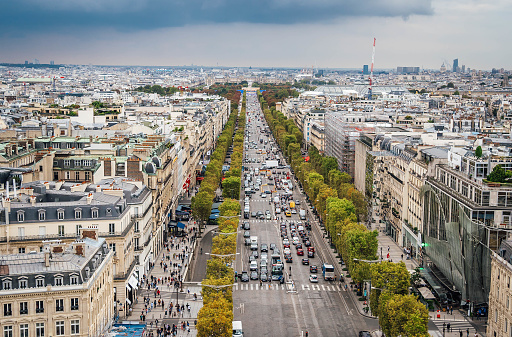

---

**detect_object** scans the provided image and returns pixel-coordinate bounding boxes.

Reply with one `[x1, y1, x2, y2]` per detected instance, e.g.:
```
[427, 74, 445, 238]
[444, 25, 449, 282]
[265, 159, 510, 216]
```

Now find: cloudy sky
[1, 0, 510, 69]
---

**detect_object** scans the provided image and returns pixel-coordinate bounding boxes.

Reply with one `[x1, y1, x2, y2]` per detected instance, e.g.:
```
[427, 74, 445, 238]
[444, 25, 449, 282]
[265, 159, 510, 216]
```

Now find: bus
[322, 263, 335, 281]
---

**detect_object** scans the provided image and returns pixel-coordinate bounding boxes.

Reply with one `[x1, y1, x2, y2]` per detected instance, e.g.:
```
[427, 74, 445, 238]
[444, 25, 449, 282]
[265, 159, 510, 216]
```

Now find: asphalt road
[232, 92, 378, 336]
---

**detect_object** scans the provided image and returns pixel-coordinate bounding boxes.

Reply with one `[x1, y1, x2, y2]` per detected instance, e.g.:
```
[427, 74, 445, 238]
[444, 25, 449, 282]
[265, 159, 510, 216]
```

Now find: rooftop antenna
[368, 38, 376, 100]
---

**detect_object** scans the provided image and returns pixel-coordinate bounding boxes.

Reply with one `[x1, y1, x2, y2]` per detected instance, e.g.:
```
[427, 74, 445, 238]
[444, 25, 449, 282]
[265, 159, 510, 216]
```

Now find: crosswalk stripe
[336, 285, 341, 291]
[432, 320, 475, 331]
[250, 284, 253, 290]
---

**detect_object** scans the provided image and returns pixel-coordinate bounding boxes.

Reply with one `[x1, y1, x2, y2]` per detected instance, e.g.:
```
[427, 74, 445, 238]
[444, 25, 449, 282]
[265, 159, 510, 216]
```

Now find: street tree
[196, 293, 233, 337]
[222, 176, 241, 199]
[378, 292, 429, 337]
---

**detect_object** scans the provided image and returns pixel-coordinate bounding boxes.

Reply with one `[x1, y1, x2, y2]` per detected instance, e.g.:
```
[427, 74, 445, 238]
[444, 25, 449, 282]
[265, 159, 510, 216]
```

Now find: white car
[275, 208, 281, 214]
[261, 193, 267, 198]
[309, 275, 318, 283]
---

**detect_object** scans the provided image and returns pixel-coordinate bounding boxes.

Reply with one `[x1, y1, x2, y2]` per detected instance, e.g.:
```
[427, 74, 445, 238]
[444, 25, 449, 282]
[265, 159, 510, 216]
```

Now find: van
[232, 321, 243, 336]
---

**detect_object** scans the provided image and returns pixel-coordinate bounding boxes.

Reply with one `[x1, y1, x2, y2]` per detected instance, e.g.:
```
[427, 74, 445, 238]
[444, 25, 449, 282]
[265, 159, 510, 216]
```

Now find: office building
[363, 65, 369, 75]
[453, 59, 459, 73]
[397, 67, 420, 74]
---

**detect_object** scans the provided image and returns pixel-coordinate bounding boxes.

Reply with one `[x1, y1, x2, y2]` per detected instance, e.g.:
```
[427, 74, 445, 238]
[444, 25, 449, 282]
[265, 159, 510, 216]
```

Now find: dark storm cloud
[0, 0, 432, 33]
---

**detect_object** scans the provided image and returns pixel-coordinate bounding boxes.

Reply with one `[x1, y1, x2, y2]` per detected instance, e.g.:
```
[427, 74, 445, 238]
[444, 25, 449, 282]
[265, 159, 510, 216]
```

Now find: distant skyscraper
[397, 67, 420, 74]
[504, 75, 509, 87]
[363, 65, 369, 75]
[24, 61, 28, 65]
[453, 59, 458, 72]
[462, 65, 466, 73]
[50, 60, 54, 65]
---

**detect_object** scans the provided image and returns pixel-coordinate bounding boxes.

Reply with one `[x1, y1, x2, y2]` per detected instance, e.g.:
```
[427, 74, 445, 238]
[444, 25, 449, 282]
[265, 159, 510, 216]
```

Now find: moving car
[244, 231, 250, 238]
[241, 271, 249, 282]
[250, 271, 259, 280]
[309, 275, 318, 283]
[310, 265, 318, 273]
[301, 258, 309, 265]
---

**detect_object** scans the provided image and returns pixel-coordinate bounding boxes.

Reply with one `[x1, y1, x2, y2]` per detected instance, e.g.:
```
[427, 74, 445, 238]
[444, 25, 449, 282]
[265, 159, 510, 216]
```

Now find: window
[58, 225, 65, 237]
[74, 160, 81, 167]
[39, 226, 46, 236]
[64, 159, 70, 167]
[83, 160, 91, 167]
[71, 298, 79, 310]
[3, 326, 12, 337]
[85, 171, 91, 181]
[36, 278, 44, 288]
[55, 276, 63, 286]
[76, 224, 82, 236]
[71, 276, 79, 285]
[18, 247, 25, 254]
[17, 212, 24, 222]
[507, 318, 509, 333]
[2, 280, 11, 290]
[18, 227, 25, 238]
[135, 238, 139, 250]
[38, 210, 46, 221]
[75, 171, 80, 181]
[20, 301, 28, 315]
[36, 322, 45, 337]
[55, 321, 65, 336]
[3, 303, 12, 316]
[109, 223, 115, 234]
[36, 300, 44, 313]
[20, 324, 28, 337]
[19, 279, 27, 289]
[134, 221, 139, 233]
[496, 309, 499, 322]
[109, 243, 116, 253]
[75, 208, 82, 219]
[92, 208, 98, 218]
[55, 299, 64, 312]
[71, 320, 80, 335]
[65, 171, 70, 180]
[58, 209, 64, 220]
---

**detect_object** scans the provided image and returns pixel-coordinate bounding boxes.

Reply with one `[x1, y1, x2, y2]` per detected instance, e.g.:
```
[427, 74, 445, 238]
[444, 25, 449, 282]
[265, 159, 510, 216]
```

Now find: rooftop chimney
[30, 195, 36, 206]
[81, 225, 98, 241]
[2, 197, 11, 212]
[86, 193, 93, 205]
[44, 250, 51, 267]
[96, 185, 102, 193]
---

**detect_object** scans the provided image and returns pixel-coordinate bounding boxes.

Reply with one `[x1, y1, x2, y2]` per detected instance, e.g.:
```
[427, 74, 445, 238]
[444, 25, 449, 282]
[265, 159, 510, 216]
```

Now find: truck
[289, 201, 295, 209]
[250, 236, 258, 251]
[299, 209, 306, 220]
[322, 263, 335, 281]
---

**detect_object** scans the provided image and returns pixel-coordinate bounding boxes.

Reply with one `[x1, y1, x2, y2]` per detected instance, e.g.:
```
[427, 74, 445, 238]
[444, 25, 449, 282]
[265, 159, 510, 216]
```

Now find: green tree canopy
[378, 292, 429, 337]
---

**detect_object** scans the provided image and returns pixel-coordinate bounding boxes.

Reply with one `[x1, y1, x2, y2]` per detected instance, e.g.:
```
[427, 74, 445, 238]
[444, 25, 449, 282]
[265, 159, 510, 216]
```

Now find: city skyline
[0, 0, 511, 69]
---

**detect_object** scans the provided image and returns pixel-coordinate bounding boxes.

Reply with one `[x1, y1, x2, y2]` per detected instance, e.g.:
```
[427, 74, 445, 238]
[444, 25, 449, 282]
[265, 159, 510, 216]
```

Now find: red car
[297, 249, 304, 256]
[283, 242, 290, 248]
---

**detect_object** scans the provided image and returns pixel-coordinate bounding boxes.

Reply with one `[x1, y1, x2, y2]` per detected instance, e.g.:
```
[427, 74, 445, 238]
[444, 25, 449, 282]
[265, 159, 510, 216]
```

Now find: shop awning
[177, 222, 186, 229]
[128, 275, 138, 290]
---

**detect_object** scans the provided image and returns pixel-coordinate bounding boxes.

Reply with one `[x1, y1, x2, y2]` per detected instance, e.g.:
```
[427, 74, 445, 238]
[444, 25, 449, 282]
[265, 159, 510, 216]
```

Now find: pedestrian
[459, 329, 463, 337]
[447, 323, 451, 332]
[450, 305, 453, 315]
[401, 254, 403, 260]
[387, 245, 390, 252]
[467, 328, 469, 337]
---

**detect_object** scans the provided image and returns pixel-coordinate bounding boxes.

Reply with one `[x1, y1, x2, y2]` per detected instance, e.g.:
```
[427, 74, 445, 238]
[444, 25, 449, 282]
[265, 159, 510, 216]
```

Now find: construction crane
[367, 38, 376, 100]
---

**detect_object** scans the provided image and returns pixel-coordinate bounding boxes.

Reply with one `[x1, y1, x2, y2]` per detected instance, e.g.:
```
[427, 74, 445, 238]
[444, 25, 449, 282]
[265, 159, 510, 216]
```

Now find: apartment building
[0, 235, 114, 337]
[0, 180, 149, 313]
[488, 241, 512, 337]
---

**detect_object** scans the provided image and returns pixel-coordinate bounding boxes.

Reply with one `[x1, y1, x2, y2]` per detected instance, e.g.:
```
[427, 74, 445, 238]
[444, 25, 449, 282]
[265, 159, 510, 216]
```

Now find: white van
[232, 321, 243, 336]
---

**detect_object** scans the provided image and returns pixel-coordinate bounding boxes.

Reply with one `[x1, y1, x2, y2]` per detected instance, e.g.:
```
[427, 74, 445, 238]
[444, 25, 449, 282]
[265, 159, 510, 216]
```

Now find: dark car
[244, 238, 251, 246]
[251, 250, 259, 259]
[270, 243, 276, 251]
[243, 222, 250, 230]
[310, 265, 318, 273]
[241, 272, 249, 282]
[302, 258, 309, 265]
[285, 255, 293, 263]
[250, 271, 259, 280]
[261, 243, 268, 252]
[251, 211, 257, 218]
[260, 273, 268, 282]
[295, 243, 303, 250]
[243, 231, 250, 238]
[358, 332, 371, 337]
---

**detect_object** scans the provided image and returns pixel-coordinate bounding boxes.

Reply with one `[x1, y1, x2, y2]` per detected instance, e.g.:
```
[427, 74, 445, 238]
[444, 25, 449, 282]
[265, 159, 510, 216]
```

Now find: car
[295, 243, 303, 250]
[244, 238, 251, 246]
[260, 259, 268, 268]
[285, 211, 291, 217]
[291, 209, 297, 214]
[251, 211, 257, 218]
[358, 332, 371, 337]
[250, 261, 258, 271]
[270, 243, 276, 251]
[241, 271, 249, 282]
[265, 190, 272, 194]
[250, 271, 259, 280]
[297, 249, 304, 256]
[260, 266, 268, 275]
[285, 255, 293, 263]
[309, 275, 318, 283]
[251, 250, 259, 258]
[243, 222, 250, 230]
[261, 193, 267, 198]
[243, 231, 250, 238]
[266, 213, 271, 220]
[260, 273, 268, 282]
[261, 243, 268, 252]
[305, 240, 311, 247]
[308, 250, 314, 258]
[273, 248, 280, 256]
[302, 258, 309, 265]
[310, 265, 318, 273]
[283, 242, 290, 249]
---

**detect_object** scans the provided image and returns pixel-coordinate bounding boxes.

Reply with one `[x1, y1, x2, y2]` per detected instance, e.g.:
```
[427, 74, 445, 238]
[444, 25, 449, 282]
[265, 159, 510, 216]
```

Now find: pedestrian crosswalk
[233, 282, 345, 292]
[432, 320, 475, 334]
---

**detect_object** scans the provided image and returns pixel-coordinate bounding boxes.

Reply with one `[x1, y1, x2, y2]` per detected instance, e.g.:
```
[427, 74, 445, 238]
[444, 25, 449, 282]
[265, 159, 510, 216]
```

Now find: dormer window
[36, 277, 44, 288]
[70, 275, 79, 285]
[19, 279, 27, 289]
[38, 210, 46, 221]
[2, 279, 11, 290]
[74, 208, 82, 219]
[91, 208, 99, 219]
[57, 209, 65, 220]
[17, 211, 24, 222]
[54, 276, 63, 286]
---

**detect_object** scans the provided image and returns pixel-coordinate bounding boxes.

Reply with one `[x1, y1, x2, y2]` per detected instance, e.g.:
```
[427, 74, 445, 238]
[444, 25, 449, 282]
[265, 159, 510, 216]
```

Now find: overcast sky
[1, 0, 510, 70]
